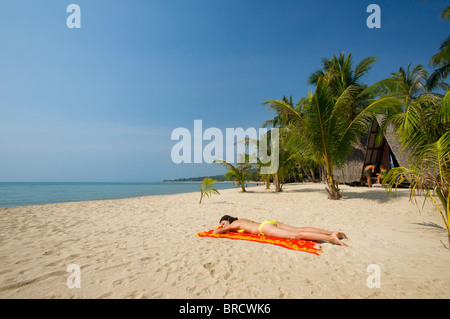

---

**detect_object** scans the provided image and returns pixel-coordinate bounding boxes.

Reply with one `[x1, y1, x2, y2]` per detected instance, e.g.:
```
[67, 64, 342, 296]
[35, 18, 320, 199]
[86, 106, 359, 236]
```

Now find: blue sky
[0, 0, 448, 182]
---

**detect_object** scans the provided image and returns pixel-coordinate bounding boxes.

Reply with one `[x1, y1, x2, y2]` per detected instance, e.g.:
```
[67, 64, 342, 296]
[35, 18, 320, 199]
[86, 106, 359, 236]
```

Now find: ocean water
[0, 182, 249, 208]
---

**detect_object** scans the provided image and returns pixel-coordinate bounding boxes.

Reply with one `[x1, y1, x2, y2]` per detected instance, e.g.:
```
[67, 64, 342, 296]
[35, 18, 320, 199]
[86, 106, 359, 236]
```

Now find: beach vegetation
[380, 5, 449, 246]
[367, 63, 446, 150]
[257, 122, 301, 192]
[214, 156, 253, 193]
[263, 52, 396, 199]
[427, 5, 450, 90]
[383, 91, 450, 247]
[199, 178, 220, 204]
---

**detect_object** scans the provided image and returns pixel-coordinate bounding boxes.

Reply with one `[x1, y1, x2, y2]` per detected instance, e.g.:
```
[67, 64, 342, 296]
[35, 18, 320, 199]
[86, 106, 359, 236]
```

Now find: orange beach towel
[197, 229, 322, 255]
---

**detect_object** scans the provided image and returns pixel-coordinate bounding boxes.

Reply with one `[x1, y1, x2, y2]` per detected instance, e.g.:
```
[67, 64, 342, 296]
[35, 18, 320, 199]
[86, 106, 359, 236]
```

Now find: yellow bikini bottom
[259, 219, 278, 236]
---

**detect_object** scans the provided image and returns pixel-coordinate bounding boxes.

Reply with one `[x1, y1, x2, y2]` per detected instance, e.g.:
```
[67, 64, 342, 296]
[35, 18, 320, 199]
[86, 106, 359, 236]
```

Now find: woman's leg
[260, 224, 348, 246]
[277, 222, 347, 239]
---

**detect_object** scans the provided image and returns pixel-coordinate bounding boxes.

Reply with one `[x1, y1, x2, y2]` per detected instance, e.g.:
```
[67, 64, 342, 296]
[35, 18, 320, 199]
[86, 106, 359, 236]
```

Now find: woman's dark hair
[219, 215, 238, 224]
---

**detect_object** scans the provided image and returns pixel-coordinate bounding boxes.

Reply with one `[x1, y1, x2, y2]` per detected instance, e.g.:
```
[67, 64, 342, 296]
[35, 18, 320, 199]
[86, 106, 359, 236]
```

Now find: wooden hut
[334, 117, 410, 185]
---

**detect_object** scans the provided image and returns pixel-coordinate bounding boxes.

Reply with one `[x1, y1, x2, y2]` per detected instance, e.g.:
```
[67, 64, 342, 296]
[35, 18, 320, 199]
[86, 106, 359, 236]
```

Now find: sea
[0, 182, 251, 209]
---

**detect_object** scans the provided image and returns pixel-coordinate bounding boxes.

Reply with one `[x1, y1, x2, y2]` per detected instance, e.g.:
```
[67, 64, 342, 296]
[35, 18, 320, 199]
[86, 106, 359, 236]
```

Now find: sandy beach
[0, 182, 449, 299]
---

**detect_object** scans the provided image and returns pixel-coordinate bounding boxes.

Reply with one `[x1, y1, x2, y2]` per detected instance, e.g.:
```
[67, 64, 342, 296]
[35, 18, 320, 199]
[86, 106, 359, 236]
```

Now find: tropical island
[163, 175, 228, 182]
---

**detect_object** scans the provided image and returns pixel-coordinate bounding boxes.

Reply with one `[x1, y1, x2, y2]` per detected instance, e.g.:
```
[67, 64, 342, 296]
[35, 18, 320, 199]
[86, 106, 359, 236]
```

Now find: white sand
[0, 182, 449, 299]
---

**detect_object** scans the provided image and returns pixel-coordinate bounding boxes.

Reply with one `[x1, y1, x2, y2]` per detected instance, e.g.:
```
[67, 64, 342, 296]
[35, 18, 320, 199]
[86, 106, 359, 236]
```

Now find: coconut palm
[377, 5, 450, 247]
[368, 63, 446, 156]
[199, 178, 220, 204]
[264, 51, 395, 199]
[427, 6, 450, 90]
[307, 52, 381, 185]
[270, 129, 301, 192]
[308, 52, 377, 91]
[265, 77, 398, 199]
[308, 51, 378, 121]
[263, 96, 320, 185]
[262, 98, 311, 191]
[214, 157, 253, 193]
[380, 68, 450, 245]
[384, 117, 450, 247]
[428, 37, 450, 90]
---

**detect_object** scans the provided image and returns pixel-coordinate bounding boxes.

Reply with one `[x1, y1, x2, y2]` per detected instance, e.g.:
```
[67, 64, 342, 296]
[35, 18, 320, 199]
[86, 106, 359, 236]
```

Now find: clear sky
[0, 0, 448, 182]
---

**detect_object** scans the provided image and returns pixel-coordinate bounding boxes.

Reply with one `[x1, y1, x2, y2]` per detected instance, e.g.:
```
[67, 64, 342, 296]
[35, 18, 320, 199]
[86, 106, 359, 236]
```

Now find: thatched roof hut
[334, 117, 410, 185]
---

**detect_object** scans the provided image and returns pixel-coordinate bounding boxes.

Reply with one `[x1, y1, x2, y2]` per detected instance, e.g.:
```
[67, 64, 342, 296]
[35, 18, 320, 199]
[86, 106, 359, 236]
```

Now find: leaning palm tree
[199, 177, 220, 204]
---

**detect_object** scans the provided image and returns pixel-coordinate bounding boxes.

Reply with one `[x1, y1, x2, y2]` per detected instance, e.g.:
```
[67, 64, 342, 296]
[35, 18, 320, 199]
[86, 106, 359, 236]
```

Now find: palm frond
[354, 56, 378, 82]
[199, 178, 220, 204]
[440, 5, 450, 21]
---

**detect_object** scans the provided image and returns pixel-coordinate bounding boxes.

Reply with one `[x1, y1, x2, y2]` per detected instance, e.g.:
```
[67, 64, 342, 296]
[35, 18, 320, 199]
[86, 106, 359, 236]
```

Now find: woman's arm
[213, 224, 238, 234]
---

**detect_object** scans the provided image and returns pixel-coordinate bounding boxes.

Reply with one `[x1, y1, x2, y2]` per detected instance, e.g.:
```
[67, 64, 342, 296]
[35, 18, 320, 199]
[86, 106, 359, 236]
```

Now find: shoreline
[0, 182, 449, 298]
[0, 181, 258, 209]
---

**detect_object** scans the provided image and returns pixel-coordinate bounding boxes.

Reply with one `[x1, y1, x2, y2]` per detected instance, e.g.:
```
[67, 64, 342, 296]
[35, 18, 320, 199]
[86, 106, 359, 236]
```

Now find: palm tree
[308, 52, 381, 184]
[265, 78, 397, 199]
[374, 60, 450, 247]
[427, 6, 450, 90]
[308, 51, 378, 121]
[262, 98, 312, 191]
[384, 91, 450, 247]
[199, 178, 220, 204]
[214, 157, 253, 193]
[270, 129, 300, 192]
[263, 52, 392, 199]
[377, 5, 450, 248]
[308, 52, 377, 90]
[368, 63, 446, 155]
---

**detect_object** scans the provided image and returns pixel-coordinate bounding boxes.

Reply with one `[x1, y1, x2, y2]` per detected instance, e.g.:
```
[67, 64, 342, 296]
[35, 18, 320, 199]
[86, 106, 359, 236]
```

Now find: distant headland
[162, 175, 228, 182]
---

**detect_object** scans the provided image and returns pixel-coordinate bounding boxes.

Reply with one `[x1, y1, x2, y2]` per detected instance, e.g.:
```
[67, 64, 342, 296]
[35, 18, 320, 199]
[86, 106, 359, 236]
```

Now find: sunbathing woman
[213, 215, 348, 246]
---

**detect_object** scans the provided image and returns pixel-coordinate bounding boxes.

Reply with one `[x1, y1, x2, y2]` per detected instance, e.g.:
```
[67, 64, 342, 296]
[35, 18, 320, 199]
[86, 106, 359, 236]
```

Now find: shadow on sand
[273, 184, 410, 203]
[412, 222, 447, 235]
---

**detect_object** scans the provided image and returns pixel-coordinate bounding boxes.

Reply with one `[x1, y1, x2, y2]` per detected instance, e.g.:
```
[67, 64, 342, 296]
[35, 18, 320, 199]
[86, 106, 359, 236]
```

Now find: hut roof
[334, 117, 411, 184]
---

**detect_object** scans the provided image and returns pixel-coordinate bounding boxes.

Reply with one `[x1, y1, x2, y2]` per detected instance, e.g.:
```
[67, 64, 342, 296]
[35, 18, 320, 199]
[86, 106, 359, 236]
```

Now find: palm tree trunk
[240, 178, 246, 193]
[265, 177, 270, 189]
[325, 180, 341, 199]
[324, 164, 341, 199]
[273, 173, 282, 192]
[325, 175, 341, 199]
[300, 165, 316, 183]
[310, 169, 318, 182]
